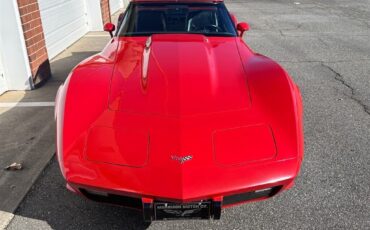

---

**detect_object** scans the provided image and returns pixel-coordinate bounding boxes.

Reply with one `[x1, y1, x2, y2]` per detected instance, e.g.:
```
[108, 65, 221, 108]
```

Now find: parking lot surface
[6, 0, 370, 229]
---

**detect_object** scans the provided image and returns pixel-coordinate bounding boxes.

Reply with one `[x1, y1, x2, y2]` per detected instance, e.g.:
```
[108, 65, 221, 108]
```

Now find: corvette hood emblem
[171, 155, 193, 164]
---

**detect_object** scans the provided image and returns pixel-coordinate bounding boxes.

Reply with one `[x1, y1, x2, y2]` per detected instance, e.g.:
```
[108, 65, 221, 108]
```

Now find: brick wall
[101, 0, 112, 25]
[17, 0, 51, 85]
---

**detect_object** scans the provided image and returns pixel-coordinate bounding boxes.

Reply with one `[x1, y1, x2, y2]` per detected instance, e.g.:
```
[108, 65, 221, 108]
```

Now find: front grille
[80, 189, 142, 209]
[223, 186, 282, 206]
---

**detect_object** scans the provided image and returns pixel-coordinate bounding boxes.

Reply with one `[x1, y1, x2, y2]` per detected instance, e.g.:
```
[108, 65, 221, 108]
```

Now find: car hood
[108, 34, 251, 117]
[63, 35, 301, 199]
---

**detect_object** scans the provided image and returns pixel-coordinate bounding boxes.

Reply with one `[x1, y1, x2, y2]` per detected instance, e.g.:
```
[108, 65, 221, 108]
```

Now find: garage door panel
[109, 0, 122, 14]
[44, 15, 86, 45]
[46, 23, 88, 58]
[39, 0, 88, 59]
[38, 0, 70, 9]
[43, 18, 86, 44]
[41, 2, 86, 32]
[0, 53, 7, 95]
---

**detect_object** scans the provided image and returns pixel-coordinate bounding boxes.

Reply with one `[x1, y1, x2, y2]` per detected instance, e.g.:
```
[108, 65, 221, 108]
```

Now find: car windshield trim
[117, 2, 238, 37]
[121, 32, 236, 37]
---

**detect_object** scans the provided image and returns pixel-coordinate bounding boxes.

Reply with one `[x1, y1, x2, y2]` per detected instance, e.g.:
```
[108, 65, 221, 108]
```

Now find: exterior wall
[101, 0, 112, 24]
[110, 0, 122, 15]
[0, 0, 33, 93]
[0, 0, 124, 95]
[17, 0, 51, 85]
[123, 0, 130, 8]
[0, 41, 8, 95]
[86, 0, 104, 31]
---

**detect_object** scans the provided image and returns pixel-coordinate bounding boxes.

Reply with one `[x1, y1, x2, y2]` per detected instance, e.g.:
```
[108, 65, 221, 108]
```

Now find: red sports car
[55, 0, 303, 221]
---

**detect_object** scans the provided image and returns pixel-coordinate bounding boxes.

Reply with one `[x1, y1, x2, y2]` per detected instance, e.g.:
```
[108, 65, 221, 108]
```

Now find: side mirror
[104, 23, 116, 37]
[237, 22, 249, 37]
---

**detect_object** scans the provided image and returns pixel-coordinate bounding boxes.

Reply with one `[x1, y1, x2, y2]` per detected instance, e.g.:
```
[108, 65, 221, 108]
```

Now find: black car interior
[118, 3, 237, 36]
[135, 9, 222, 33]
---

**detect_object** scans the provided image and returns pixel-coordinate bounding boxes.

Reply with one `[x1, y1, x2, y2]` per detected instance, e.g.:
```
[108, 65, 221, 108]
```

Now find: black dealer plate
[154, 202, 211, 220]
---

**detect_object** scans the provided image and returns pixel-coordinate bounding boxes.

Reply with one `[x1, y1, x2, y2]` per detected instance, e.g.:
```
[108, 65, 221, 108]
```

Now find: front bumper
[72, 184, 283, 221]
[62, 154, 300, 221]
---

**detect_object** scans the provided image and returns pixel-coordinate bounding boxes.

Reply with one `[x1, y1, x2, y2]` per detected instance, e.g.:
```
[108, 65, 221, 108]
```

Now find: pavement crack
[317, 37, 329, 48]
[279, 59, 370, 63]
[279, 60, 322, 63]
[321, 63, 370, 116]
[279, 29, 285, 37]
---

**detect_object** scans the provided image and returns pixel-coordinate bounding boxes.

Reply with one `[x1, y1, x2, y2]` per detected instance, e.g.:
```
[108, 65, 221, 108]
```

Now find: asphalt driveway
[6, 0, 370, 229]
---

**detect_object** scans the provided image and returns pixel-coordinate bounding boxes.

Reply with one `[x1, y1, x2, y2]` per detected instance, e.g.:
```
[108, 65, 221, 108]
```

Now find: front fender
[55, 40, 119, 180]
[243, 54, 304, 164]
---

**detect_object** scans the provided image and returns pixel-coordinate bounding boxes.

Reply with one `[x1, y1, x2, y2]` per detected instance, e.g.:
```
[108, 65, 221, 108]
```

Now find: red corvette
[55, 0, 303, 221]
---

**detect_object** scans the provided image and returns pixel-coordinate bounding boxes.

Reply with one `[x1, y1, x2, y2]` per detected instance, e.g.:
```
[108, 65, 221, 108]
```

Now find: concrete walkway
[0, 11, 122, 227]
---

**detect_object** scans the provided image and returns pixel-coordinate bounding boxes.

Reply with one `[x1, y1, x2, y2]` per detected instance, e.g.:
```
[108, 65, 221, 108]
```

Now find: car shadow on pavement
[0, 50, 105, 212]
[13, 157, 151, 230]
[1, 48, 150, 229]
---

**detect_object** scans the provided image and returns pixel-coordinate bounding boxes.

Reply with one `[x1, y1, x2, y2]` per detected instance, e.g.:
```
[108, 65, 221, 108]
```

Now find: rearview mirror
[237, 22, 249, 37]
[104, 23, 116, 37]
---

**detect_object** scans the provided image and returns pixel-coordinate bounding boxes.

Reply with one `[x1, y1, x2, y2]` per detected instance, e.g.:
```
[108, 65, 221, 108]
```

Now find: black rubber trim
[80, 189, 142, 209]
[212, 200, 222, 219]
[223, 186, 282, 206]
[143, 202, 154, 222]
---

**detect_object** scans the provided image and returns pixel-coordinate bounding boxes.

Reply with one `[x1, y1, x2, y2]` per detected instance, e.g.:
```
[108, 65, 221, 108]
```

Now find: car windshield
[118, 2, 237, 37]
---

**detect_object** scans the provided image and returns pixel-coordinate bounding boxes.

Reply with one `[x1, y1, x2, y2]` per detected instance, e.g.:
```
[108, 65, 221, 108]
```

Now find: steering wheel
[204, 24, 222, 32]
[190, 23, 222, 33]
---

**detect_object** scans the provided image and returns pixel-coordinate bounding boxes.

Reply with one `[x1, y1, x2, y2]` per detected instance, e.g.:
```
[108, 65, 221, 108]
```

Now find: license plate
[154, 202, 211, 220]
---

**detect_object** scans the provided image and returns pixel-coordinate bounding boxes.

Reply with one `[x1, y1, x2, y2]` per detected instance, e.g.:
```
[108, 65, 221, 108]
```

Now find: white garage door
[0, 53, 7, 95]
[39, 0, 89, 59]
[110, 0, 122, 15]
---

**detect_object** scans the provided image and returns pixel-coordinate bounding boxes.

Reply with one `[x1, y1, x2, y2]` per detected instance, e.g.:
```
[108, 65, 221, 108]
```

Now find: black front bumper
[79, 185, 282, 221]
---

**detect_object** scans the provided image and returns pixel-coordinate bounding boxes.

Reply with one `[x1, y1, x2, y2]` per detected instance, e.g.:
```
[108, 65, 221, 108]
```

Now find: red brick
[100, 0, 111, 24]
[18, 0, 50, 82]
